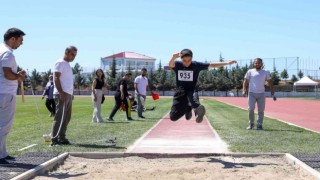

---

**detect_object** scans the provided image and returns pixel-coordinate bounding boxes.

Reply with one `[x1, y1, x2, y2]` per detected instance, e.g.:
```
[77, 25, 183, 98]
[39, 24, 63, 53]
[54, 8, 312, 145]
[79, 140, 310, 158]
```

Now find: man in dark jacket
[42, 74, 55, 117]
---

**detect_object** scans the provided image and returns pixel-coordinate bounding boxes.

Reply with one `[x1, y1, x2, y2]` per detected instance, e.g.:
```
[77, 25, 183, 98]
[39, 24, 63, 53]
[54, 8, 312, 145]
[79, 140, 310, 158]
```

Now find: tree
[271, 67, 281, 85]
[73, 63, 85, 94]
[291, 75, 298, 83]
[110, 55, 117, 79]
[218, 53, 225, 73]
[87, 69, 96, 87]
[148, 68, 156, 90]
[17, 65, 23, 72]
[30, 69, 42, 90]
[232, 65, 245, 96]
[280, 69, 289, 82]
[41, 69, 52, 87]
[298, 70, 304, 79]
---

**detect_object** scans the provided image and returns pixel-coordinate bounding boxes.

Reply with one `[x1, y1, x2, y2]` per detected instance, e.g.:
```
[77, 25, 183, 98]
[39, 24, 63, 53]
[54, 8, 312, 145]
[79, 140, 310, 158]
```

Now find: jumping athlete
[169, 49, 237, 123]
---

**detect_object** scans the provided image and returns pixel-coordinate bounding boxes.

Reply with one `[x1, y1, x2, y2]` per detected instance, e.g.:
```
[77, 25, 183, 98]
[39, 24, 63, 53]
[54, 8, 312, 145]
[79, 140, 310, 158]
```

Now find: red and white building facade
[101, 51, 156, 72]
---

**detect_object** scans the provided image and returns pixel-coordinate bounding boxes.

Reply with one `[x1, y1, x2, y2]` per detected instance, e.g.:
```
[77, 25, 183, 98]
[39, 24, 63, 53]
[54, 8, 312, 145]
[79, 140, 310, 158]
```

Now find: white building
[101, 51, 156, 72]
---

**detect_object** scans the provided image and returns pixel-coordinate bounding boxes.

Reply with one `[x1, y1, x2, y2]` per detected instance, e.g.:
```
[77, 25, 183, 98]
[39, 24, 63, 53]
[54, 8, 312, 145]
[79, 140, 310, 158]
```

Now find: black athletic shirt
[117, 79, 129, 97]
[172, 61, 210, 90]
[94, 78, 104, 89]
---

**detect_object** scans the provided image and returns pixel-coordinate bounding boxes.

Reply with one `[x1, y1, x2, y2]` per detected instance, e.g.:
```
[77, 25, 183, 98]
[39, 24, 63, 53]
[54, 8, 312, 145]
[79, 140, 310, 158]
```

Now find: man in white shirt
[51, 46, 77, 146]
[243, 58, 274, 130]
[134, 68, 153, 119]
[0, 28, 26, 165]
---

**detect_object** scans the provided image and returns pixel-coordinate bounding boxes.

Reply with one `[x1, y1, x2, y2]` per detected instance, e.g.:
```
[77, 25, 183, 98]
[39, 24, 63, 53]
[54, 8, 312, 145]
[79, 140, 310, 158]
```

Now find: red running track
[127, 113, 228, 154]
[212, 97, 320, 132]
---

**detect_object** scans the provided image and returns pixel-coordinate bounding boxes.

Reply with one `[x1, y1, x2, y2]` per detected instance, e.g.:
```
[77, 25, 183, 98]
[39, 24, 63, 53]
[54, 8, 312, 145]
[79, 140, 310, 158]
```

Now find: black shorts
[169, 88, 200, 121]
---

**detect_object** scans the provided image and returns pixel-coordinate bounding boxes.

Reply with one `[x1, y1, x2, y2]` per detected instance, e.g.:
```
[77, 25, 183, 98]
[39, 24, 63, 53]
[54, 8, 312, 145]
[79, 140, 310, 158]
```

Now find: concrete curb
[285, 153, 320, 179]
[70, 152, 286, 158]
[11, 152, 68, 180]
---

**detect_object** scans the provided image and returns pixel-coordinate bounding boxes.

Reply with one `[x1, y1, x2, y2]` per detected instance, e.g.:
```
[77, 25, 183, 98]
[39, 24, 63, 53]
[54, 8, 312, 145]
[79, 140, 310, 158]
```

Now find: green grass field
[9, 96, 170, 156]
[7, 96, 320, 156]
[202, 99, 320, 153]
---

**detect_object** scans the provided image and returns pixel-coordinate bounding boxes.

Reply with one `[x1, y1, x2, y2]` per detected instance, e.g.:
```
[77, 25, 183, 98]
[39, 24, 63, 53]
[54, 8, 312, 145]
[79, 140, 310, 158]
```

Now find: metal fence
[226, 57, 320, 80]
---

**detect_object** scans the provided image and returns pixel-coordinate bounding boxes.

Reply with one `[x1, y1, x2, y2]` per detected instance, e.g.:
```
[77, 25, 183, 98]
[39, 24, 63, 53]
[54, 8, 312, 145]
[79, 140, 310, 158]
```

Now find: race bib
[178, 70, 193, 81]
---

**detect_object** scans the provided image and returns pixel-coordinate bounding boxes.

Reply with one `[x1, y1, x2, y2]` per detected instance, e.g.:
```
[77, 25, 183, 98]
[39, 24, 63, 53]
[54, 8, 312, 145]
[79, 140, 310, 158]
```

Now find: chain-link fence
[226, 57, 320, 80]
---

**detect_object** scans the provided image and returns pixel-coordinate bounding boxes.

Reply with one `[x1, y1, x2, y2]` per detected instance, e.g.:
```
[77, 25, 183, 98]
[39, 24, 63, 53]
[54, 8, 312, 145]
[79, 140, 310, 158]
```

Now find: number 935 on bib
[178, 70, 194, 81]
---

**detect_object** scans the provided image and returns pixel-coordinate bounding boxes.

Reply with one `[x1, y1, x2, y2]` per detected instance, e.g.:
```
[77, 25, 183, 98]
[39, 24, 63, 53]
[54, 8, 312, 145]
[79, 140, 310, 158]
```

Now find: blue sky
[1, 0, 320, 73]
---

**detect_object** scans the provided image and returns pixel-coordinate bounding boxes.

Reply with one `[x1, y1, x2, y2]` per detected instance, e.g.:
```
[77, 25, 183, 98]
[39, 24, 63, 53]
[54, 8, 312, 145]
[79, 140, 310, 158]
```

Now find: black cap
[180, 49, 193, 58]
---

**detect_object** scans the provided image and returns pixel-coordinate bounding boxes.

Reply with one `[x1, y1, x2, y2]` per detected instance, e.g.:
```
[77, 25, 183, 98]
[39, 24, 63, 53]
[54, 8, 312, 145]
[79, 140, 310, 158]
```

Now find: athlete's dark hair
[65, 46, 77, 54]
[180, 49, 193, 58]
[3, 28, 26, 41]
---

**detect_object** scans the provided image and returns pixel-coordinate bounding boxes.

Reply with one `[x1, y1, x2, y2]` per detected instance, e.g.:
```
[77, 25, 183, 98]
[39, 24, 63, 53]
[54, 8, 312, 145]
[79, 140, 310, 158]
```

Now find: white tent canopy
[293, 76, 319, 97]
[294, 76, 319, 86]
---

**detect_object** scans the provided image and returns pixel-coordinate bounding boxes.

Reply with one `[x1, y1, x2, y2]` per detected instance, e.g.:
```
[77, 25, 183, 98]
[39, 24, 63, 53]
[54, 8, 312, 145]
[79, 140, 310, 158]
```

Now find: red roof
[103, 52, 155, 60]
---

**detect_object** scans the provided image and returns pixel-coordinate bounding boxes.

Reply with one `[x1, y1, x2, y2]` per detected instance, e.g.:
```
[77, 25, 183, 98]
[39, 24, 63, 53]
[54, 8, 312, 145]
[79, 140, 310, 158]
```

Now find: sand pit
[35, 155, 314, 180]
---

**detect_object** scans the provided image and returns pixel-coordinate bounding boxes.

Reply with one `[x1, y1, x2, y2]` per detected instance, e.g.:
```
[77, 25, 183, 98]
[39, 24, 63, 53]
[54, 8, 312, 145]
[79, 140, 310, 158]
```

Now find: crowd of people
[0, 27, 274, 165]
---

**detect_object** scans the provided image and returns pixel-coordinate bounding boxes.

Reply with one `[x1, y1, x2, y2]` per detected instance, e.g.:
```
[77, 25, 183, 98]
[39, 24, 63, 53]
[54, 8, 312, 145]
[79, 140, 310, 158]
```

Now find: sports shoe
[107, 117, 114, 121]
[127, 117, 134, 121]
[185, 111, 192, 120]
[257, 125, 264, 131]
[139, 116, 145, 119]
[50, 141, 61, 147]
[5, 156, 16, 161]
[246, 125, 254, 130]
[195, 105, 206, 123]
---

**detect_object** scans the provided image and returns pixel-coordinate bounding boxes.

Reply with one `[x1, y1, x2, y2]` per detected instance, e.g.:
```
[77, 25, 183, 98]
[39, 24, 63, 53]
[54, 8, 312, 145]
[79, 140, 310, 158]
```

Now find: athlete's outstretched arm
[209, 60, 237, 68]
[169, 53, 181, 68]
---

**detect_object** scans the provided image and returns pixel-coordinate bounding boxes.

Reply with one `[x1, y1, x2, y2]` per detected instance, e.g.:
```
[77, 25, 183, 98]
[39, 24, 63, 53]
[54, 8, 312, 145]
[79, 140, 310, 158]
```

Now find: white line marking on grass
[18, 144, 37, 151]
[213, 98, 320, 134]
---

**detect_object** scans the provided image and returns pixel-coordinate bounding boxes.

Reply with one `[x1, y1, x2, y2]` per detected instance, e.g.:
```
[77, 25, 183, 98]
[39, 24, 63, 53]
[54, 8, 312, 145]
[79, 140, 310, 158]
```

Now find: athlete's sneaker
[246, 124, 254, 130]
[185, 106, 192, 120]
[257, 125, 264, 131]
[195, 105, 206, 123]
[185, 111, 192, 120]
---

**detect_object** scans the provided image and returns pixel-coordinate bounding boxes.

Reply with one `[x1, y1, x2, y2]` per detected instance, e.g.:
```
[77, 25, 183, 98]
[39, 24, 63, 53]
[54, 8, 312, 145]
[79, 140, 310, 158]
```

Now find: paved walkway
[127, 113, 228, 154]
[212, 97, 320, 132]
